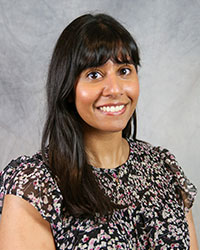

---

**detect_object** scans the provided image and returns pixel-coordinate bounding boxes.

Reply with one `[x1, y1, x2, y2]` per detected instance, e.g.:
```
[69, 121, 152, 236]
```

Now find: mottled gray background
[0, 0, 199, 241]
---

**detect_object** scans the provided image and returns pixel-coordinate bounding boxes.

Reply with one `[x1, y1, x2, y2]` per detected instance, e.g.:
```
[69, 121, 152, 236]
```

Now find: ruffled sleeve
[0, 153, 63, 224]
[156, 147, 197, 212]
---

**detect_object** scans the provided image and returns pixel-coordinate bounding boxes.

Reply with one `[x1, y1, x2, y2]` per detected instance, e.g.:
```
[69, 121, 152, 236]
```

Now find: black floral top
[0, 139, 197, 249]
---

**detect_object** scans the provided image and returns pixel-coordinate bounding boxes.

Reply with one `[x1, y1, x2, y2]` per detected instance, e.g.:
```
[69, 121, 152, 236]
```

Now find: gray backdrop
[0, 0, 199, 241]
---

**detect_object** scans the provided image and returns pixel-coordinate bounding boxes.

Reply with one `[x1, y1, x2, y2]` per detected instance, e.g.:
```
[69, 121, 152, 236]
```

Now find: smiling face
[75, 59, 139, 134]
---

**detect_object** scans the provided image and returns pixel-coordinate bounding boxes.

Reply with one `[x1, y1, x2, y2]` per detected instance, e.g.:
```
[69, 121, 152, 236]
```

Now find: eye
[87, 71, 102, 80]
[119, 67, 131, 76]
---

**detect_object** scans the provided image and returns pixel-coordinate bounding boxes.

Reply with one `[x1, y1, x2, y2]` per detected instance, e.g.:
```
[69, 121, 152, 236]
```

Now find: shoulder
[0, 151, 62, 223]
[128, 138, 197, 211]
[128, 138, 168, 160]
[0, 152, 56, 198]
[1, 152, 48, 179]
[128, 138, 181, 163]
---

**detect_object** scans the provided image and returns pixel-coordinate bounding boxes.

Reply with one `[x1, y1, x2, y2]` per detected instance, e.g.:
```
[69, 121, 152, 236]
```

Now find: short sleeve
[0, 153, 63, 224]
[156, 147, 197, 212]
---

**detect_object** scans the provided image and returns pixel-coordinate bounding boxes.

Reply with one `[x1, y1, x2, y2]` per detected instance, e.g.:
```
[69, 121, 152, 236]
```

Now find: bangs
[74, 22, 140, 75]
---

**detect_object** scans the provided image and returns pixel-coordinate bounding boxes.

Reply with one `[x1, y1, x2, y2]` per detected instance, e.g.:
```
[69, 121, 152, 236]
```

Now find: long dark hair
[42, 13, 140, 218]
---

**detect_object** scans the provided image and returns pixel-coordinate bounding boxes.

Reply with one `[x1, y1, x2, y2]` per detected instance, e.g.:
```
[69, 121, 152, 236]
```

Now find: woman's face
[75, 59, 139, 134]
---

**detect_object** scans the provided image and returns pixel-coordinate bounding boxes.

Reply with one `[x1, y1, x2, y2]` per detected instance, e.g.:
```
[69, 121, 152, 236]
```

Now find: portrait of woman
[0, 12, 198, 250]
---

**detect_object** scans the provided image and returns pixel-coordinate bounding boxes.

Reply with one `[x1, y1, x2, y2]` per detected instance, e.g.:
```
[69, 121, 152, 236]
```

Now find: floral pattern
[0, 139, 197, 249]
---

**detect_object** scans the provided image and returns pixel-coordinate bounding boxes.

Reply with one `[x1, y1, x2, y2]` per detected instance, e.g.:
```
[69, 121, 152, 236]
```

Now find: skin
[75, 60, 140, 134]
[0, 59, 198, 249]
[186, 210, 199, 249]
[0, 195, 56, 250]
[75, 59, 139, 168]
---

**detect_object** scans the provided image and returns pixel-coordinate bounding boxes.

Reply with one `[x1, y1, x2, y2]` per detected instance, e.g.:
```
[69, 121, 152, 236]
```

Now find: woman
[0, 13, 198, 249]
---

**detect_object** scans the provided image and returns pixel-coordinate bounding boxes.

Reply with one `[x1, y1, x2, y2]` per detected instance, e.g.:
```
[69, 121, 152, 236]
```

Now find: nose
[102, 74, 123, 97]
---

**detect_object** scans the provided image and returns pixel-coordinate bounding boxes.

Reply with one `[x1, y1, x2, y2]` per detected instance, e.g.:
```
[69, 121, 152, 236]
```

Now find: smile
[99, 105, 125, 113]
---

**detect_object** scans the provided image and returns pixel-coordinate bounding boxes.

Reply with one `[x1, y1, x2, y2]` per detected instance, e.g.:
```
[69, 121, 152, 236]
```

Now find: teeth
[99, 105, 125, 112]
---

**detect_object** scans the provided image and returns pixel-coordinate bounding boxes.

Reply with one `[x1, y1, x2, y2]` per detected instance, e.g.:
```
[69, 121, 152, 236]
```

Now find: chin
[82, 120, 129, 134]
[98, 124, 127, 133]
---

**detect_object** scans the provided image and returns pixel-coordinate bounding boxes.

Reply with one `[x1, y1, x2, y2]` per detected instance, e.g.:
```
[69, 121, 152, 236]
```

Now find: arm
[186, 209, 199, 250]
[0, 194, 56, 250]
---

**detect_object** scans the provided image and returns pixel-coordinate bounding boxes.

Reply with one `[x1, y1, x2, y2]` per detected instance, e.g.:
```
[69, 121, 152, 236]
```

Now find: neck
[84, 129, 129, 169]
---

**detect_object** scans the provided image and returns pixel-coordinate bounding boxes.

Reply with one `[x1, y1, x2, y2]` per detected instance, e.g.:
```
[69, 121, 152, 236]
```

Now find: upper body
[0, 139, 198, 249]
[0, 13, 198, 250]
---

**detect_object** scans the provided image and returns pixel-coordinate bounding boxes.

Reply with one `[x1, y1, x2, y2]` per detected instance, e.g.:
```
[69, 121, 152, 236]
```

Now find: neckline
[91, 138, 134, 172]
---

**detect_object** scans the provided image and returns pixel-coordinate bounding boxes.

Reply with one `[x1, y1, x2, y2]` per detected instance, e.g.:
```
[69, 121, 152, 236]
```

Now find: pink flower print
[101, 217, 106, 222]
[33, 180, 37, 186]
[44, 177, 49, 183]
[47, 204, 53, 211]
[83, 236, 89, 242]
[116, 244, 122, 248]
[88, 238, 95, 245]
[113, 173, 117, 178]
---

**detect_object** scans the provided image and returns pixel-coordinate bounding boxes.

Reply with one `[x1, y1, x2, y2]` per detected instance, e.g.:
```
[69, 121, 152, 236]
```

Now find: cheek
[76, 86, 90, 101]
[125, 81, 140, 101]
[76, 85, 89, 107]
[75, 84, 100, 111]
